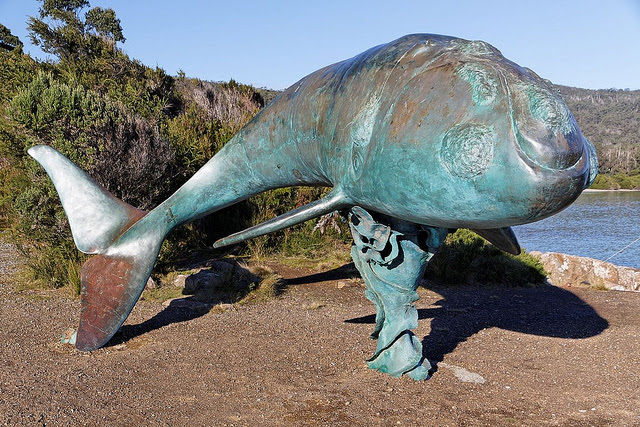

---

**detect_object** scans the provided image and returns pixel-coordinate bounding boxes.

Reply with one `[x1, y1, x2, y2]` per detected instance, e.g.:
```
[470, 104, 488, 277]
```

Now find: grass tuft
[238, 263, 285, 304]
[141, 286, 184, 302]
[589, 282, 610, 291]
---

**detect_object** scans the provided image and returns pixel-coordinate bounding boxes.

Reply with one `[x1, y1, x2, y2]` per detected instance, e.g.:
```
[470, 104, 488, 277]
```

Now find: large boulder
[531, 251, 640, 292]
[180, 260, 261, 296]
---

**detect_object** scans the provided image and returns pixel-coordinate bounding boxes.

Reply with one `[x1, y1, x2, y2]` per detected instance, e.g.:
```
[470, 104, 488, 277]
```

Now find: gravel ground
[0, 232, 19, 288]
[0, 240, 639, 426]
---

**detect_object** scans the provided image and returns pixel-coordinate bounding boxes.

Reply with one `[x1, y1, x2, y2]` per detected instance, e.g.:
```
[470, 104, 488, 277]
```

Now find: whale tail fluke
[27, 145, 147, 254]
[28, 145, 162, 351]
[74, 249, 159, 351]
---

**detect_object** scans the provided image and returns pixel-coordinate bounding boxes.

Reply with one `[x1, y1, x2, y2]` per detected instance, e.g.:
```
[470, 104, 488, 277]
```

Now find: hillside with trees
[555, 85, 640, 189]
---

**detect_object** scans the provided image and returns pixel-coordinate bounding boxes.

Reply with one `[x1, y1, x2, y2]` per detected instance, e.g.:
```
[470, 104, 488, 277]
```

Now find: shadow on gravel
[106, 298, 212, 348]
[104, 263, 354, 348]
[106, 263, 609, 364]
[416, 285, 609, 365]
[303, 265, 609, 368]
[285, 262, 360, 286]
[105, 260, 264, 347]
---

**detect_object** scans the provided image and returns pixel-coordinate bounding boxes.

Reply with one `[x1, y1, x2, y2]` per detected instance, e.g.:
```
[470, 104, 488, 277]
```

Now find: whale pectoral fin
[213, 189, 350, 248]
[471, 227, 521, 255]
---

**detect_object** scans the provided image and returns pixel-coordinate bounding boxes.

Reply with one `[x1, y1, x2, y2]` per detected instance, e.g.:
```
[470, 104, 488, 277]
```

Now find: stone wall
[531, 251, 640, 292]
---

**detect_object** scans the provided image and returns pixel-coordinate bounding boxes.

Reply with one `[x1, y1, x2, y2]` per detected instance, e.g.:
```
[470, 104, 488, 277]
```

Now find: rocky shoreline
[531, 251, 640, 292]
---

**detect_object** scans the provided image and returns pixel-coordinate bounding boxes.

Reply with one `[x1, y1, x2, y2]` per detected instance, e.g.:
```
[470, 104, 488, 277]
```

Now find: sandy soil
[1, 243, 639, 426]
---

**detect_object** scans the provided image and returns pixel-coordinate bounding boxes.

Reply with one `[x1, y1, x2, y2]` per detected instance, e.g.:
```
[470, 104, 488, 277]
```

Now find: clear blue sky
[2, 0, 639, 90]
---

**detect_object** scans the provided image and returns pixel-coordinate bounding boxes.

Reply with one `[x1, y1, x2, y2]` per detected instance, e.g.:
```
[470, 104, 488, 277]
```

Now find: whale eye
[456, 63, 500, 105]
[440, 123, 495, 179]
[526, 86, 571, 134]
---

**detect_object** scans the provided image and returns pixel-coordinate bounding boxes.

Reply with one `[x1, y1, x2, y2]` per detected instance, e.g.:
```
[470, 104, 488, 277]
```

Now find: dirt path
[0, 246, 639, 426]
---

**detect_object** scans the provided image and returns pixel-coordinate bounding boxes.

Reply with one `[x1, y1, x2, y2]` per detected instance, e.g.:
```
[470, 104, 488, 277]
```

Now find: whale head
[345, 36, 598, 229]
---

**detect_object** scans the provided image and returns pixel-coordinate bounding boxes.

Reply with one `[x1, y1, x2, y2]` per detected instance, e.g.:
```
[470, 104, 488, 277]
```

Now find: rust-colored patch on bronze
[76, 255, 135, 351]
[121, 204, 147, 235]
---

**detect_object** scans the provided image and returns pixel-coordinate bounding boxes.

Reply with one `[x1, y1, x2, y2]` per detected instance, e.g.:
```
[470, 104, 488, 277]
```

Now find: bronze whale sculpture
[29, 34, 597, 379]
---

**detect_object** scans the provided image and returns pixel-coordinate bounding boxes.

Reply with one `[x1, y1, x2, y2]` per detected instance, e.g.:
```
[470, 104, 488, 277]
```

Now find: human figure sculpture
[29, 34, 597, 380]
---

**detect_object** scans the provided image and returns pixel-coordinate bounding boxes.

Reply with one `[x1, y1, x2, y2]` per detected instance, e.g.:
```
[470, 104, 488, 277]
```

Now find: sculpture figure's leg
[348, 206, 448, 380]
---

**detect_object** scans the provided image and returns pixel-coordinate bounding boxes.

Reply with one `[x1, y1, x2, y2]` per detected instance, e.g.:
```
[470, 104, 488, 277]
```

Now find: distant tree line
[555, 85, 640, 188]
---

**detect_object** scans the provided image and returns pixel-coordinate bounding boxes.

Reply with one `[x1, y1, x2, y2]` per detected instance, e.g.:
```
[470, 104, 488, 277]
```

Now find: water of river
[514, 191, 640, 269]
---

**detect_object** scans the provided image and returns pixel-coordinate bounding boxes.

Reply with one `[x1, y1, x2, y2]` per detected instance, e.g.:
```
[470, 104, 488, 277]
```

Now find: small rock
[337, 281, 347, 289]
[440, 362, 486, 384]
[172, 274, 188, 288]
[145, 277, 157, 290]
[303, 301, 325, 310]
[182, 262, 261, 294]
[60, 329, 77, 345]
[184, 270, 224, 294]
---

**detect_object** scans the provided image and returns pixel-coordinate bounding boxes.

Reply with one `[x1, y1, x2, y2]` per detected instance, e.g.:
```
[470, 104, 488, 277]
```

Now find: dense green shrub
[3, 71, 175, 287]
[9, 71, 175, 207]
[426, 229, 547, 286]
[590, 171, 640, 190]
[0, 47, 40, 228]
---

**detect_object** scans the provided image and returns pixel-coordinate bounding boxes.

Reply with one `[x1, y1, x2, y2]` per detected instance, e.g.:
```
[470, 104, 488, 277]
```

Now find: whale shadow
[328, 270, 610, 368]
[284, 262, 361, 285]
[106, 297, 213, 347]
[415, 284, 609, 366]
[106, 263, 609, 365]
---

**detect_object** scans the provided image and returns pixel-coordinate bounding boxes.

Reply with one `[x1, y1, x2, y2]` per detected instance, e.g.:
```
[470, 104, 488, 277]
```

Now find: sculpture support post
[348, 206, 448, 380]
